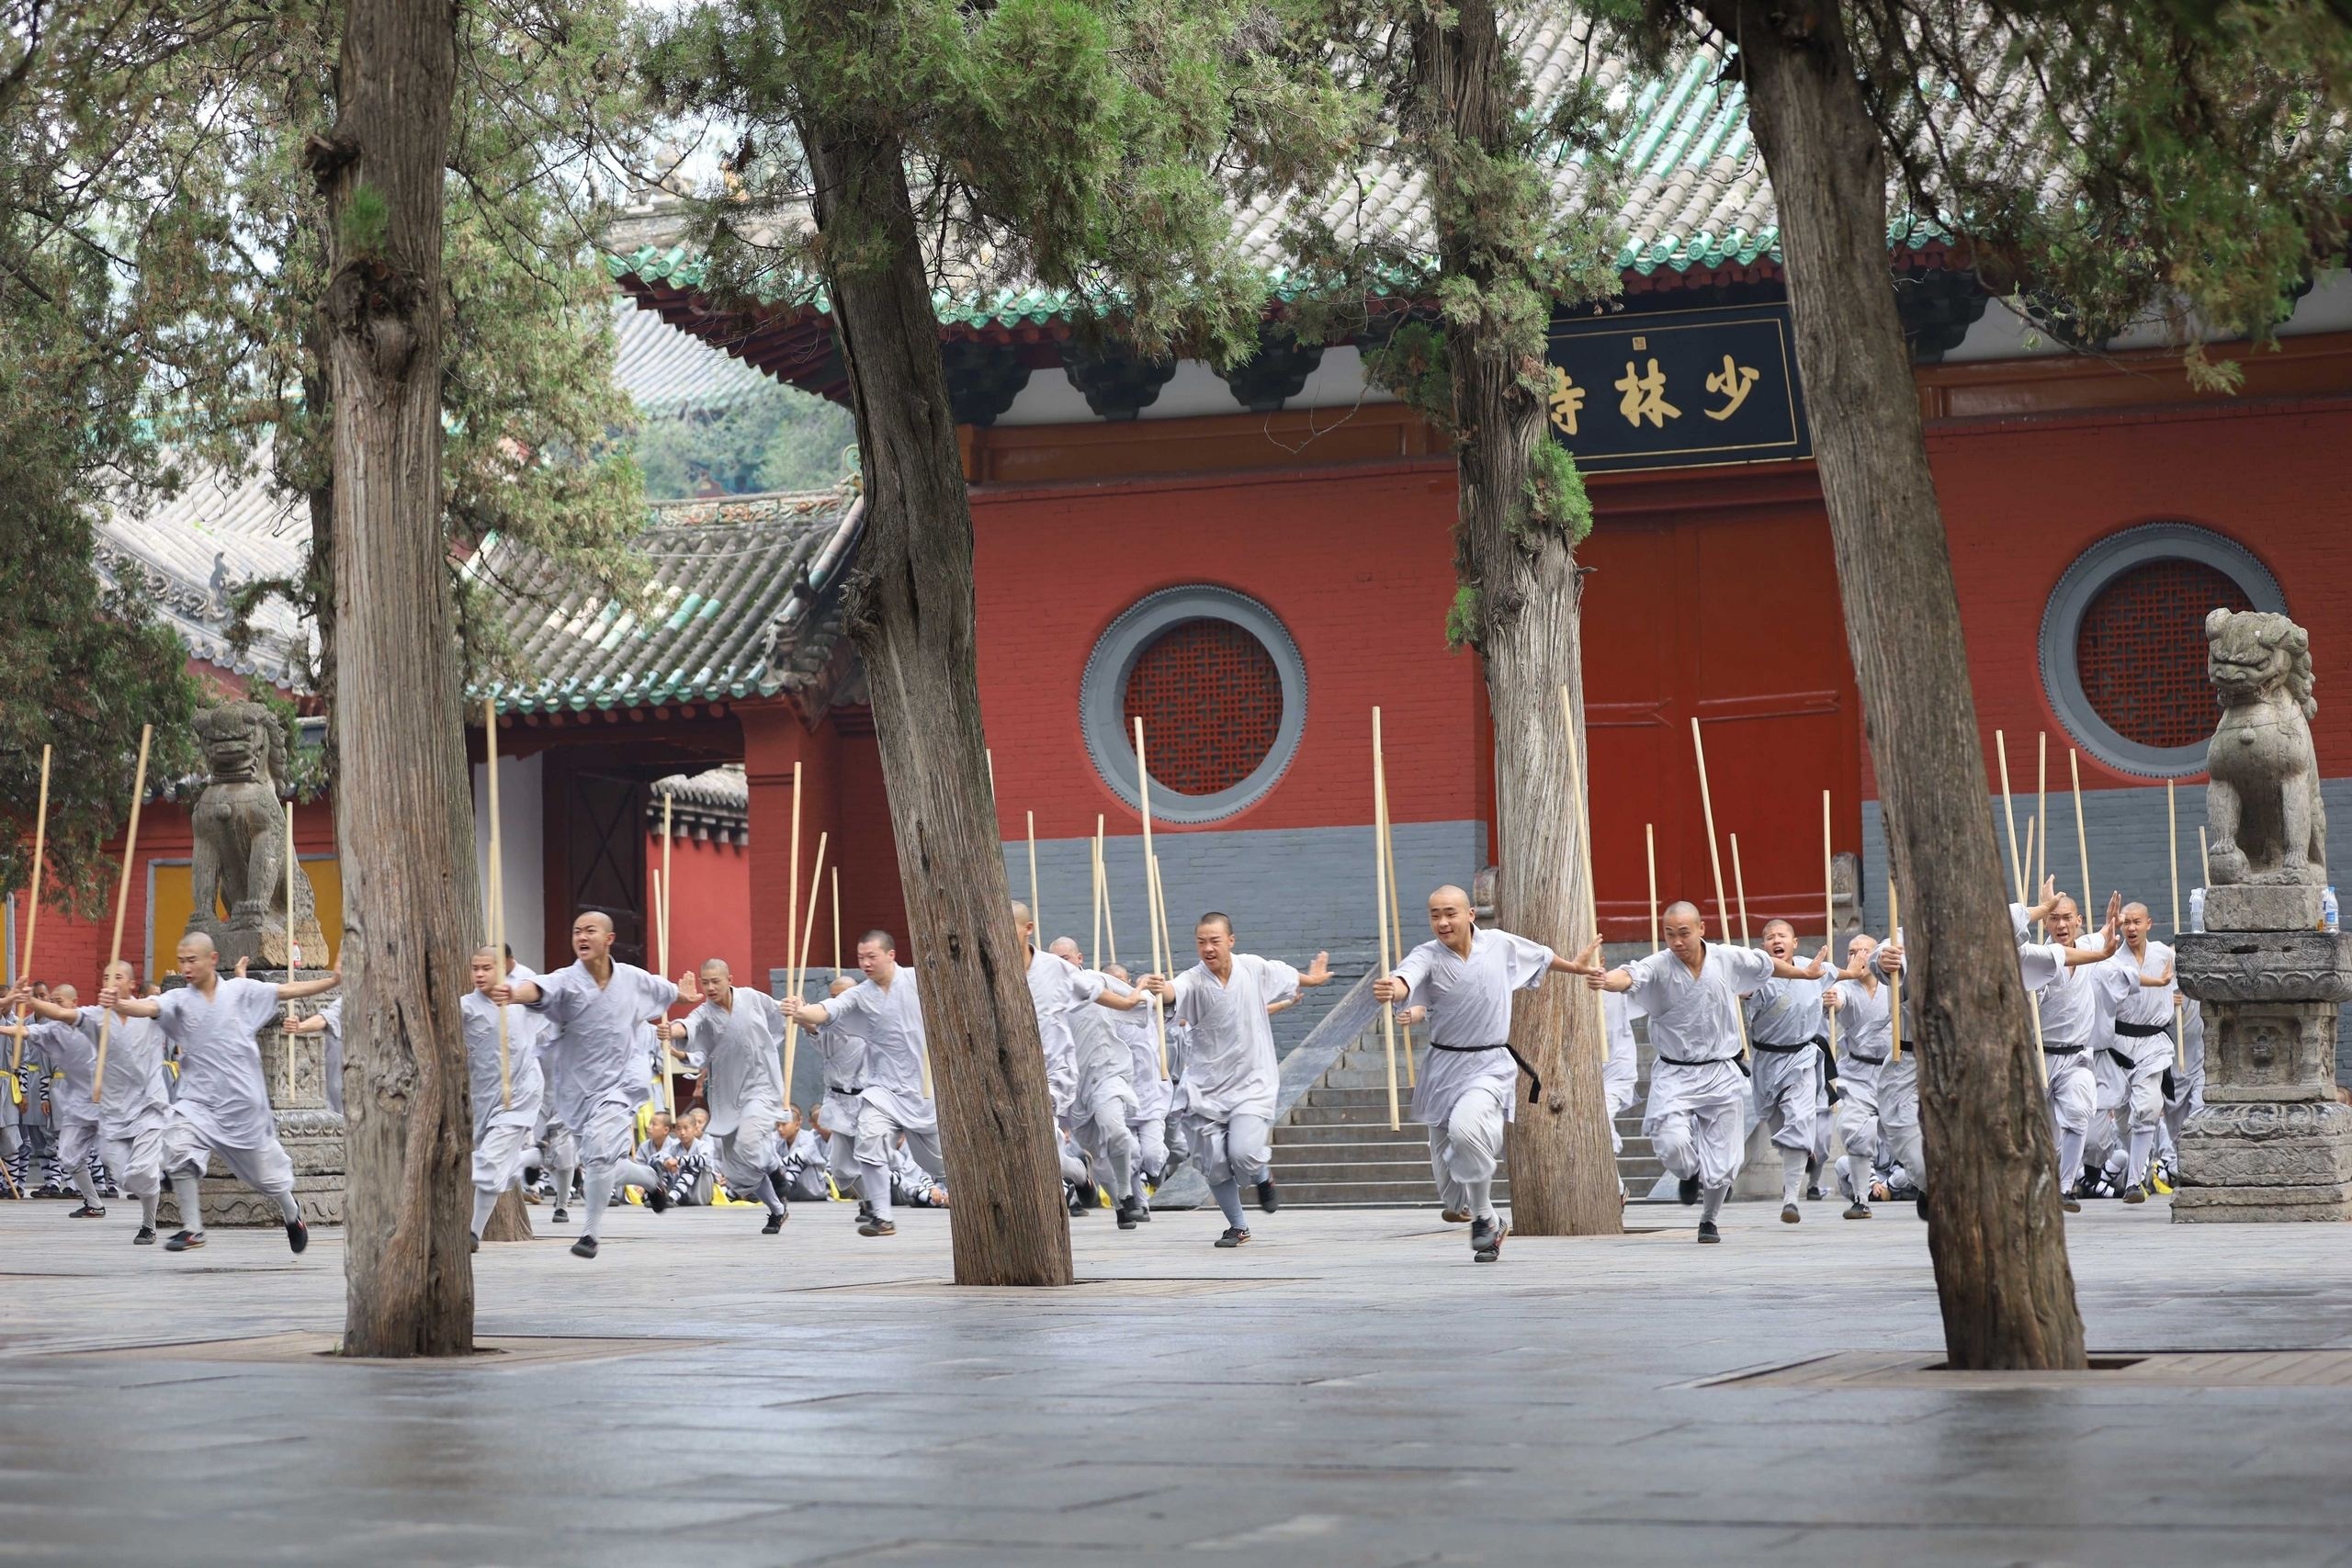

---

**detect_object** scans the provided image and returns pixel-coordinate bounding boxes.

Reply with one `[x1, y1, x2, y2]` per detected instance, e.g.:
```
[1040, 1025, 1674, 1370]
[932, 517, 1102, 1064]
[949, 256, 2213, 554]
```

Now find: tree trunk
[481, 1184, 532, 1242]
[1709, 0, 2086, 1369]
[1416, 0, 1622, 1235]
[310, 0, 476, 1354]
[800, 118, 1073, 1287]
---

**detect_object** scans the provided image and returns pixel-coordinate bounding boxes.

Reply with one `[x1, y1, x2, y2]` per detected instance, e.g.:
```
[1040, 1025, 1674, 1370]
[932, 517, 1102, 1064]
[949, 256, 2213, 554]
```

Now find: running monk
[1582, 901, 1830, 1246]
[784, 931, 944, 1239]
[96, 934, 337, 1253]
[2001, 882, 2123, 1211]
[1823, 934, 1892, 1219]
[1375, 886, 1592, 1263]
[1743, 919, 1836, 1224]
[459, 946, 547, 1248]
[1052, 938, 1145, 1230]
[1140, 914, 1330, 1249]
[6, 986, 107, 1217]
[2103, 903, 2179, 1204]
[1015, 902, 1145, 1210]
[495, 911, 677, 1259]
[9, 967, 173, 1235]
[670, 958, 795, 1234]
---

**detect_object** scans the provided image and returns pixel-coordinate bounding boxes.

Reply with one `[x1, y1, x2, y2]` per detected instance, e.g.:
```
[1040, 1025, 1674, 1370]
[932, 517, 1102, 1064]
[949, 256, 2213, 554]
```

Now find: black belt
[2113, 1021, 2173, 1040]
[1848, 1054, 1888, 1066]
[2100, 1047, 2138, 1071]
[1430, 1043, 1542, 1104]
[1657, 1054, 1748, 1080]
[827, 1084, 865, 1097]
[2043, 1043, 2086, 1056]
[1752, 1034, 1826, 1055]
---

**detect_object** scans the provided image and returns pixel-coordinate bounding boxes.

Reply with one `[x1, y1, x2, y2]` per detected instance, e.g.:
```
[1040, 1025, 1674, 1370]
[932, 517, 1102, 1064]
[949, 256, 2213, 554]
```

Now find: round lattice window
[1082, 587, 1306, 824]
[2041, 524, 2285, 778]
[2075, 561, 2255, 750]
[1121, 621, 1283, 795]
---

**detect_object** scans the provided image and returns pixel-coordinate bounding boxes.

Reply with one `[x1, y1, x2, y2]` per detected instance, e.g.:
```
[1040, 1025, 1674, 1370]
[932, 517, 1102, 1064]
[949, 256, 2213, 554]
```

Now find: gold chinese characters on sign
[1542, 305, 1811, 472]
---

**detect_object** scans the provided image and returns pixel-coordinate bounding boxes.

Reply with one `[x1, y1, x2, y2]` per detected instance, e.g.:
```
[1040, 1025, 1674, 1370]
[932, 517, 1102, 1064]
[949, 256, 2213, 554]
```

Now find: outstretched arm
[1582, 966, 1636, 994]
[1295, 952, 1333, 987]
[95, 987, 163, 1018]
[1551, 938, 1606, 976]
[1769, 946, 1832, 982]
[275, 969, 341, 1002]
[1094, 987, 1145, 1012]
[781, 996, 831, 1028]
[1, 989, 78, 1023]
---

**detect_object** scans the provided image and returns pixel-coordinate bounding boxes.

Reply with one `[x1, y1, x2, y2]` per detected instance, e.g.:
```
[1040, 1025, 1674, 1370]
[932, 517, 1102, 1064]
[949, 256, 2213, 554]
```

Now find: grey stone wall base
[2171, 1183, 2352, 1222]
[2177, 931, 2352, 1005]
[2204, 884, 2326, 932]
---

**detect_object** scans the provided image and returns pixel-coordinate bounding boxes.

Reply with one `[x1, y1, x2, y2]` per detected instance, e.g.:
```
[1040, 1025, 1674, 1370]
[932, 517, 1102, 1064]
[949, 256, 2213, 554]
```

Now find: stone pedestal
[157, 970, 346, 1228]
[2203, 884, 2327, 933]
[2174, 931, 2352, 1223]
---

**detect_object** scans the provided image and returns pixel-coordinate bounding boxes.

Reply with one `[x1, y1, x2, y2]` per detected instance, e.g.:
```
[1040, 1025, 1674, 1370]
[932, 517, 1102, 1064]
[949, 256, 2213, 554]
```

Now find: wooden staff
[1645, 821, 1660, 953]
[2018, 816, 2047, 1075]
[1730, 831, 1752, 946]
[778, 758, 802, 1105]
[2035, 732, 2049, 933]
[1370, 707, 1402, 1131]
[2167, 779, 2182, 935]
[781, 830, 829, 1101]
[1689, 717, 1747, 1061]
[1025, 808, 1042, 943]
[6, 743, 44, 1076]
[1091, 813, 1104, 967]
[1131, 718, 1171, 1079]
[1559, 686, 1612, 1082]
[1996, 729, 2026, 904]
[486, 702, 511, 1108]
[2070, 748, 2092, 912]
[656, 790, 677, 1116]
[1888, 874, 1903, 1064]
[1822, 789, 1838, 1061]
[282, 798, 300, 1103]
[1099, 825, 1119, 967]
[1374, 727, 1416, 1089]
[90, 726, 153, 1101]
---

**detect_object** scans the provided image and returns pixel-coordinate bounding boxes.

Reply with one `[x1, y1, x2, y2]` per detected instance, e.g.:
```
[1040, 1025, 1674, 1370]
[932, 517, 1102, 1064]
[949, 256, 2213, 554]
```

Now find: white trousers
[102, 1122, 166, 1199]
[161, 1116, 294, 1196]
[1427, 1083, 1506, 1221]
[1188, 1111, 1273, 1189]
[1750, 1047, 1818, 1155]
[1645, 1060, 1747, 1191]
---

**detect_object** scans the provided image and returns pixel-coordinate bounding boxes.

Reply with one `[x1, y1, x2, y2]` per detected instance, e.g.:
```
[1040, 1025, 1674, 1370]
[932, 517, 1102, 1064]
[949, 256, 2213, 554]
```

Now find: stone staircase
[1267, 1035, 1662, 1206]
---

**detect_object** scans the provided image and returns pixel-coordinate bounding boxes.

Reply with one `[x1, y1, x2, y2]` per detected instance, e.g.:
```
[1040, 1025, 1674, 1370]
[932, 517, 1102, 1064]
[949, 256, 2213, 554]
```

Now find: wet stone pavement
[2, 1192, 2349, 1567]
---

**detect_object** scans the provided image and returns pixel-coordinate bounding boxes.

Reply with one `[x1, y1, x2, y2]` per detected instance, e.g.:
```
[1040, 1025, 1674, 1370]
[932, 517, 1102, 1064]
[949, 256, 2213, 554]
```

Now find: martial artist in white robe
[1741, 921, 1833, 1221]
[676, 963, 793, 1230]
[29, 1001, 106, 1214]
[2007, 894, 2121, 1204]
[809, 973, 872, 1201]
[2098, 908, 2178, 1200]
[1067, 961, 1144, 1227]
[67, 968, 173, 1238]
[504, 913, 678, 1258]
[459, 952, 547, 1244]
[1602, 989, 1642, 1146]
[789, 935, 942, 1236]
[1146, 917, 1325, 1247]
[1024, 944, 1097, 1124]
[95, 936, 336, 1253]
[1825, 937, 1893, 1218]
[1386, 924, 1559, 1260]
[1106, 964, 1173, 1198]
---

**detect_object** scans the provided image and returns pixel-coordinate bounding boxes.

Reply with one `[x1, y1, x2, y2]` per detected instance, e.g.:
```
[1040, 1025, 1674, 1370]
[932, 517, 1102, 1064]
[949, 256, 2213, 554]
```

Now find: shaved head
[1049, 937, 1082, 965]
[1662, 900, 1702, 924]
[181, 932, 217, 957]
[700, 958, 732, 979]
[1010, 900, 1033, 929]
[1429, 885, 1472, 910]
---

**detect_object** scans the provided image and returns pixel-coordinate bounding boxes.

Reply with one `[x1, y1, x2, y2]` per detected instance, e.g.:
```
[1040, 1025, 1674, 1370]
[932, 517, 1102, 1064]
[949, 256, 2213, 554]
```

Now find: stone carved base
[153, 970, 346, 1227]
[2203, 884, 2326, 933]
[2174, 943, 2352, 1224]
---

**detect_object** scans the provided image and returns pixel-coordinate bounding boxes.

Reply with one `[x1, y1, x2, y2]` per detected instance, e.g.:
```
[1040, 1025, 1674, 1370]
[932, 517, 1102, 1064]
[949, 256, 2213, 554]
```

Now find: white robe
[1391, 929, 1555, 1129]
[71, 1008, 172, 1141]
[527, 961, 679, 1132]
[152, 977, 284, 1149]
[1025, 948, 1102, 1117]
[820, 972, 934, 1134]
[1167, 954, 1299, 1124]
[686, 990, 788, 1137]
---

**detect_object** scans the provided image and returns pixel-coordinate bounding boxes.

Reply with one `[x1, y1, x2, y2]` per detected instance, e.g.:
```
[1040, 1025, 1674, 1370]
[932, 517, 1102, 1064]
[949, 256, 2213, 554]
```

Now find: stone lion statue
[2205, 607, 2325, 888]
[187, 702, 328, 968]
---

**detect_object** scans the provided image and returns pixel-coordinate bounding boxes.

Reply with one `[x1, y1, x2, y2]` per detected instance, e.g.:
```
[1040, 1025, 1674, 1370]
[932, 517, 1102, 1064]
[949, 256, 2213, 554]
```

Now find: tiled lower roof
[468, 488, 865, 715]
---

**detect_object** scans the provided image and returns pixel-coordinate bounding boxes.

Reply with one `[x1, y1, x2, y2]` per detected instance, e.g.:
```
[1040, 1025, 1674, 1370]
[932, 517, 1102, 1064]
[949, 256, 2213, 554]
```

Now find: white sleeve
[1259, 958, 1302, 1007]
[1499, 931, 1558, 990]
[2018, 944, 2065, 991]
[1724, 944, 1775, 989]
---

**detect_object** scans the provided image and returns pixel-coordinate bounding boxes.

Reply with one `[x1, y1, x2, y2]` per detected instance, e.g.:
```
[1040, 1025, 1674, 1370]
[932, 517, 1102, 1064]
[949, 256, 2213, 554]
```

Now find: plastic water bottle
[2189, 887, 2206, 933]
[2325, 886, 2340, 933]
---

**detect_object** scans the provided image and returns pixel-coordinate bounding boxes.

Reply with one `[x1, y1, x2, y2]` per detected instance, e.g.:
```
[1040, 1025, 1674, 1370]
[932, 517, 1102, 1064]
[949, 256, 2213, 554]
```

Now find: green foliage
[632, 383, 858, 499]
[1525, 439, 1593, 547]
[1360, 320, 1456, 433]
[338, 184, 390, 259]
[1444, 583, 1483, 650]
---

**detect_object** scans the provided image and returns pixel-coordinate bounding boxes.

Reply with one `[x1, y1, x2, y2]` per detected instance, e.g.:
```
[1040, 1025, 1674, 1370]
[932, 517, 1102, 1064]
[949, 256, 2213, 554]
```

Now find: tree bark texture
[481, 1184, 533, 1242]
[1709, 0, 2086, 1369]
[801, 119, 1073, 1287]
[1415, 0, 1621, 1236]
[311, 0, 477, 1355]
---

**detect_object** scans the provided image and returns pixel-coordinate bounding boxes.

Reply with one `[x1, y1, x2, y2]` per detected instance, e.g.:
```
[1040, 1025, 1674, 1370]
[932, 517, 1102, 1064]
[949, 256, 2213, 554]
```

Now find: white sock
[470, 1186, 501, 1239]
[1701, 1184, 1728, 1224]
[552, 1164, 576, 1208]
[1780, 1147, 1807, 1205]
[2057, 1127, 2086, 1191]
[271, 1190, 300, 1223]
[2129, 1125, 2156, 1188]
[582, 1168, 615, 1239]
[171, 1170, 205, 1235]
[1838, 1155, 1863, 1201]
[1463, 1174, 1495, 1224]
[859, 1161, 893, 1223]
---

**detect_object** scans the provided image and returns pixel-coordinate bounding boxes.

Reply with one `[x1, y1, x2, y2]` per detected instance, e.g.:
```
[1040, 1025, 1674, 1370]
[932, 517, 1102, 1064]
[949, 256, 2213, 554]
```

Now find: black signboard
[1544, 303, 1812, 472]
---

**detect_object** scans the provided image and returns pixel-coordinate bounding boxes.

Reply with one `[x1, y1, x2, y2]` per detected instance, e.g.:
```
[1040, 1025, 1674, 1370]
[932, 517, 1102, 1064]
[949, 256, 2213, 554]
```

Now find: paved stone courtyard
[4, 1194, 2350, 1566]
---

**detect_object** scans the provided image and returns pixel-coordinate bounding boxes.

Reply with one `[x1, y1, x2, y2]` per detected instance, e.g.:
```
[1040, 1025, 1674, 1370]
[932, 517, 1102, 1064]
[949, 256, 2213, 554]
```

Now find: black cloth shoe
[2121, 1183, 2148, 1205]
[550, 1206, 569, 1224]
[2062, 1195, 2082, 1213]
[1842, 1201, 1871, 1220]
[1115, 1198, 1139, 1231]
[286, 1218, 309, 1254]
[1255, 1179, 1280, 1214]
[164, 1229, 205, 1252]
[857, 1216, 897, 1237]
[67, 1202, 106, 1218]
[1440, 1208, 1470, 1224]
[469, 1233, 480, 1254]
[571, 1235, 599, 1258]
[644, 1185, 670, 1214]
[762, 1213, 786, 1235]
[1067, 1184, 1091, 1216]
[1780, 1202, 1801, 1224]
[132, 1225, 157, 1245]
[1470, 1217, 1506, 1263]
[1804, 1156, 1822, 1201]
[1678, 1176, 1700, 1207]
[1133, 1201, 1151, 1223]
[1214, 1226, 1250, 1248]
[1696, 1220, 1721, 1244]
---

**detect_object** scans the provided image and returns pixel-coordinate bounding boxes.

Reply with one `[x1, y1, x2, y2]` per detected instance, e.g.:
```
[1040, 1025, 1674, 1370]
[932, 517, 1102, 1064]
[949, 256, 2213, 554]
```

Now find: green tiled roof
[468, 488, 863, 716]
[608, 26, 1965, 333]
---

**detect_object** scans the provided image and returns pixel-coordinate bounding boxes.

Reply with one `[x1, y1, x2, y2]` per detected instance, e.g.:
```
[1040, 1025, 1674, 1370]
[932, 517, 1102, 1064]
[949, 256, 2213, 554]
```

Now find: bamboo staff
[2168, 777, 2186, 1055]
[780, 831, 829, 1101]
[656, 791, 677, 1116]
[1996, 729, 2026, 903]
[282, 799, 300, 1103]
[831, 865, 842, 982]
[1099, 826, 1119, 967]
[1730, 831, 1751, 946]
[2022, 817, 2046, 1078]
[1374, 727, 1416, 1089]
[1026, 809, 1042, 942]
[1689, 717, 1747, 1061]
[1370, 707, 1402, 1131]
[778, 760, 802, 1106]
[2035, 732, 2049, 933]
[2070, 748, 2092, 911]
[1148, 851, 1174, 1080]
[1131, 718, 1171, 1079]
[1559, 686, 1611, 1080]
[1888, 874, 1903, 1064]
[1091, 813, 1104, 966]
[90, 726, 153, 1102]
[7, 744, 49, 1076]
[1822, 790, 1838, 1061]
[2199, 826, 2211, 919]
[486, 703, 512, 1108]
[1645, 822, 1660, 953]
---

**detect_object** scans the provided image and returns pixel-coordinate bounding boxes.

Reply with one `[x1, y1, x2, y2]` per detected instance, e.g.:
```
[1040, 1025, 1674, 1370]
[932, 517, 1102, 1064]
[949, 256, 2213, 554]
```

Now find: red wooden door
[1577, 489, 1861, 941]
